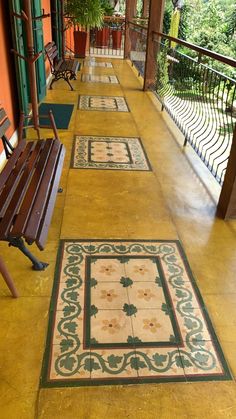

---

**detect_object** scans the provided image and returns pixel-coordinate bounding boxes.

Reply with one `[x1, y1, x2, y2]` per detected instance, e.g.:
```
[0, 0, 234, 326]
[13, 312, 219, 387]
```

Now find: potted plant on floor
[95, 0, 114, 48]
[65, 0, 104, 58]
[111, 18, 124, 49]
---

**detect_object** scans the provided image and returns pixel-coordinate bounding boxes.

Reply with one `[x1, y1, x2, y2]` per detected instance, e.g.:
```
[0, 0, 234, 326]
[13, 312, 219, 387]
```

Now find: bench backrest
[45, 42, 59, 72]
[0, 108, 14, 159]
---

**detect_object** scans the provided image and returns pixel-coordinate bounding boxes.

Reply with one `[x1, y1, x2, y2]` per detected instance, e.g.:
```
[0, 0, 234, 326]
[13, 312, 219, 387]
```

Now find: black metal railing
[153, 33, 236, 186]
[128, 21, 148, 77]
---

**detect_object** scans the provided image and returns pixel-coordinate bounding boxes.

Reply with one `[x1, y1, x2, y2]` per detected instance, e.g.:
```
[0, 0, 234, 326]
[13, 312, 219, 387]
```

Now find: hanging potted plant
[65, 0, 104, 58]
[95, 0, 114, 48]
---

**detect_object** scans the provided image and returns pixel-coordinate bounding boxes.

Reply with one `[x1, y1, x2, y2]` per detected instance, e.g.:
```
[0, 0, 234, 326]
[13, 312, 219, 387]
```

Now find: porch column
[143, 0, 165, 90]
[142, 0, 149, 18]
[124, 0, 137, 58]
[217, 127, 236, 219]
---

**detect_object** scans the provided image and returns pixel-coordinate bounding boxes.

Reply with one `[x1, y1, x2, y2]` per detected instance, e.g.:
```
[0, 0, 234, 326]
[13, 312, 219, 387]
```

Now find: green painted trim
[40, 240, 65, 387]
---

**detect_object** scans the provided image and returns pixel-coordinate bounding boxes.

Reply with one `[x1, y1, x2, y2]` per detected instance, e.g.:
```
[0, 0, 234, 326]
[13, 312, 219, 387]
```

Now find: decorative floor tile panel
[41, 240, 232, 387]
[78, 95, 129, 112]
[83, 61, 113, 68]
[72, 136, 151, 171]
[81, 74, 119, 84]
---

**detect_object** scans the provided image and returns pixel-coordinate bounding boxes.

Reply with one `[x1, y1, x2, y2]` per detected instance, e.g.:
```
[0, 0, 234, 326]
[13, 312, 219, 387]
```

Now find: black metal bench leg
[8, 238, 49, 271]
[49, 78, 56, 90]
[65, 77, 74, 91]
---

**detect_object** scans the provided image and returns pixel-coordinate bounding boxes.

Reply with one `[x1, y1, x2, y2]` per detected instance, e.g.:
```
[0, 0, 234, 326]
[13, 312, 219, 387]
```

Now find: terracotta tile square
[83, 60, 113, 68]
[72, 136, 151, 171]
[127, 282, 167, 309]
[124, 257, 159, 282]
[81, 74, 119, 84]
[78, 95, 129, 112]
[89, 309, 133, 345]
[88, 256, 126, 282]
[131, 309, 176, 345]
[90, 282, 129, 310]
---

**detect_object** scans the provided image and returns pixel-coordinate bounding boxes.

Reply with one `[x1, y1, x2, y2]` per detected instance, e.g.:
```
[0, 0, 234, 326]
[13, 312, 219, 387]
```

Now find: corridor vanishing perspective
[1, 57, 236, 417]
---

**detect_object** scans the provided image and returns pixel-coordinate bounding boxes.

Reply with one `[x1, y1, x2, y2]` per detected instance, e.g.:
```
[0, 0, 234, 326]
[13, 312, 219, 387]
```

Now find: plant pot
[73, 31, 87, 58]
[112, 30, 122, 49]
[95, 27, 110, 47]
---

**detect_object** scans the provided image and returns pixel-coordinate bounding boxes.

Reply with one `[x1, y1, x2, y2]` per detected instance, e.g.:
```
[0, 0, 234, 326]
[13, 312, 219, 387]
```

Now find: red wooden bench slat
[0, 141, 46, 238]
[0, 139, 26, 194]
[0, 107, 65, 270]
[36, 144, 65, 250]
[11, 139, 56, 237]
[0, 141, 36, 219]
[23, 139, 62, 242]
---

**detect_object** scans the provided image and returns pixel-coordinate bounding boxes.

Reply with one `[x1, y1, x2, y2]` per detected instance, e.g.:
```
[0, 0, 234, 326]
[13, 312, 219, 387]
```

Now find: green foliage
[101, 0, 114, 16]
[164, 0, 236, 78]
[65, 0, 104, 28]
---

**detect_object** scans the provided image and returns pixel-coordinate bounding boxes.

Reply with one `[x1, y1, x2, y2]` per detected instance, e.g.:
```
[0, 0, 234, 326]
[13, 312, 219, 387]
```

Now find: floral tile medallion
[81, 74, 119, 84]
[78, 95, 129, 112]
[41, 240, 232, 387]
[71, 136, 151, 171]
[83, 61, 113, 68]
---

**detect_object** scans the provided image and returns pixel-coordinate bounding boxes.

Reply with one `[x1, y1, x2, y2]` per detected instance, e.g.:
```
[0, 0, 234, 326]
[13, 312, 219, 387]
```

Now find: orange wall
[42, 0, 52, 76]
[0, 1, 19, 148]
[0, 0, 52, 158]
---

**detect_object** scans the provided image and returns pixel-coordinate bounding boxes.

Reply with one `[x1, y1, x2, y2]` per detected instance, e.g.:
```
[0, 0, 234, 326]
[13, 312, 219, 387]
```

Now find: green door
[10, 0, 30, 114]
[32, 1, 47, 102]
[51, 0, 63, 58]
[10, 0, 46, 113]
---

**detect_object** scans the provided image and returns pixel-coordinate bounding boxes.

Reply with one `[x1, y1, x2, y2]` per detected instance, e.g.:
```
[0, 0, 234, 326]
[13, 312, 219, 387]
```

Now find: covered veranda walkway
[1, 55, 236, 417]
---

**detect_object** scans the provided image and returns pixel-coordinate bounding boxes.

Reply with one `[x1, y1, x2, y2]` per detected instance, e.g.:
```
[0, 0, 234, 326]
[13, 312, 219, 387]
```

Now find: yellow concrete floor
[0, 58, 236, 419]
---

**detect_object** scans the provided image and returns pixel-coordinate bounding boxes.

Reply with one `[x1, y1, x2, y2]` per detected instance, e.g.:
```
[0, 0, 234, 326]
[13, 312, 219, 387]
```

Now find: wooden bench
[45, 42, 80, 91]
[0, 107, 65, 274]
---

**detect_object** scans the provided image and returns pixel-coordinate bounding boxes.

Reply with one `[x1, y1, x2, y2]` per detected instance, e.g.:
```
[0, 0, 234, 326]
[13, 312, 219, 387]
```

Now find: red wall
[0, 0, 52, 158]
[0, 1, 18, 148]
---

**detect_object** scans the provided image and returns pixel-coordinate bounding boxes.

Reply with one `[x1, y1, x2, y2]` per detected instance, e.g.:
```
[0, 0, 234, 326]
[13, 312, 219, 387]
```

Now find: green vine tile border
[41, 240, 232, 388]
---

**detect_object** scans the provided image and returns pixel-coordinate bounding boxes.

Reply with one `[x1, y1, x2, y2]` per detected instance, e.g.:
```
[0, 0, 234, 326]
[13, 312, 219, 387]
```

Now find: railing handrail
[154, 32, 236, 69]
[128, 20, 148, 31]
